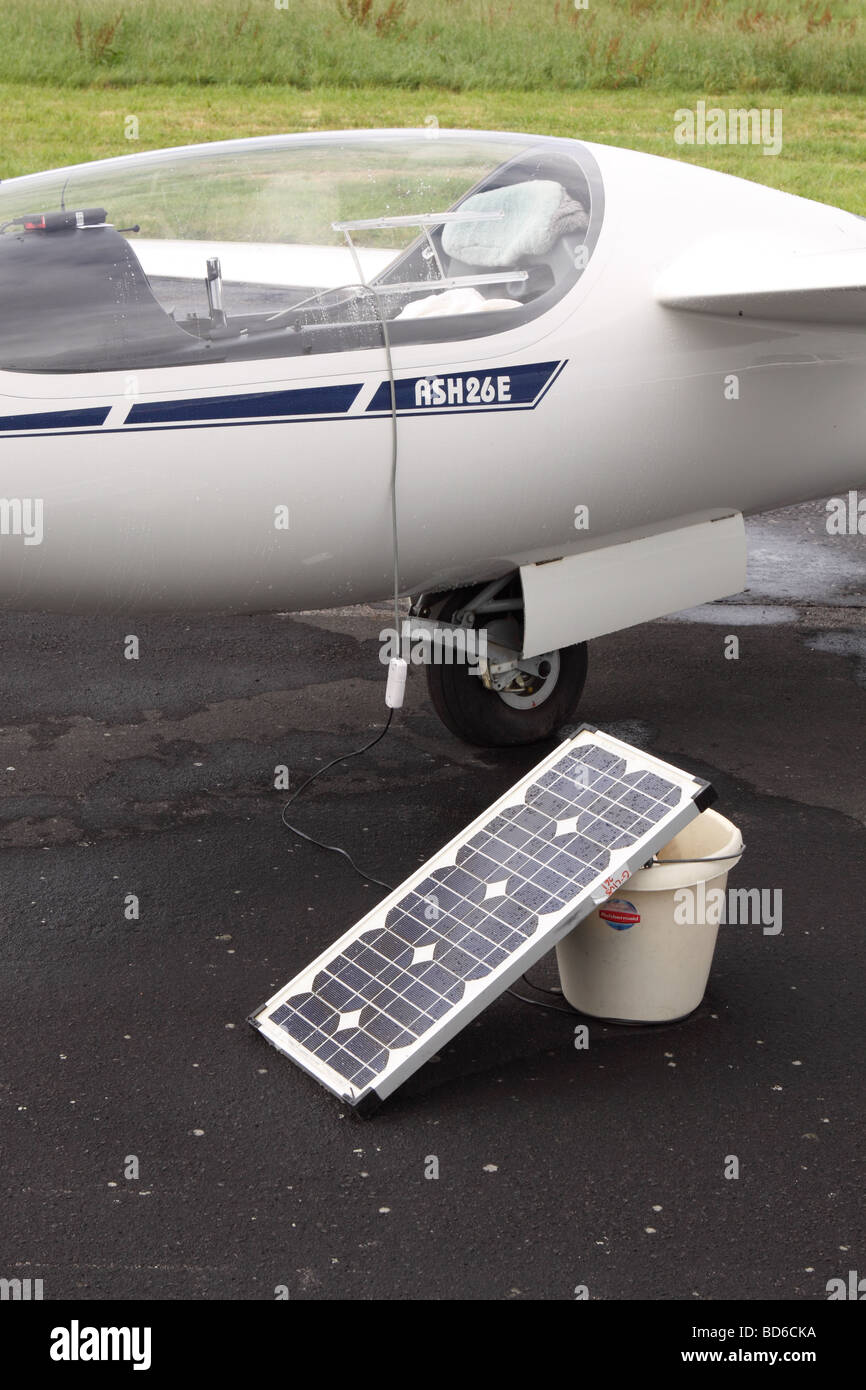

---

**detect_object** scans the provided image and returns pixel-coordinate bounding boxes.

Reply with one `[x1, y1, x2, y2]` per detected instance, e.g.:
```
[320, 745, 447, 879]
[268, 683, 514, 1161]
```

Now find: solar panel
[250, 724, 715, 1111]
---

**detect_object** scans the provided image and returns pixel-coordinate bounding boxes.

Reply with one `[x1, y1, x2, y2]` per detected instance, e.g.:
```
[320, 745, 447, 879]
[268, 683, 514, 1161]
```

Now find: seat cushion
[441, 180, 589, 267]
[394, 287, 522, 319]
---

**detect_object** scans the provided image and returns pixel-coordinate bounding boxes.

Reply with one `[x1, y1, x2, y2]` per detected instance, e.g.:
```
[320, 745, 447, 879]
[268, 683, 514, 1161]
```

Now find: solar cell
[250, 724, 715, 1110]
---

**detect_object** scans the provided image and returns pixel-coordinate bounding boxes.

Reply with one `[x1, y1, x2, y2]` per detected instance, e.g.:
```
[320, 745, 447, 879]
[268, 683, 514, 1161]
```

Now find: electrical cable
[518, 972, 564, 995]
[281, 723, 580, 1015]
[280, 711, 395, 891]
[275, 276, 402, 634]
[508, 978, 577, 1014]
[508, 990, 576, 1014]
[277, 268, 564, 1016]
[373, 293, 401, 646]
[648, 848, 745, 865]
[279, 719, 574, 1014]
[280, 274, 402, 884]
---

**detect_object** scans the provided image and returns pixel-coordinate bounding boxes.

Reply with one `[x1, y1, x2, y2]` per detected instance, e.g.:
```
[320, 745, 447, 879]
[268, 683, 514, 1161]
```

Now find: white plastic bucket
[555, 809, 744, 1022]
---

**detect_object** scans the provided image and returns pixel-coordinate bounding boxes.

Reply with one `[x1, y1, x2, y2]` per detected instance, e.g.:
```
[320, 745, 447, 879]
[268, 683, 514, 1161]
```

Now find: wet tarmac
[1, 499, 863, 1300]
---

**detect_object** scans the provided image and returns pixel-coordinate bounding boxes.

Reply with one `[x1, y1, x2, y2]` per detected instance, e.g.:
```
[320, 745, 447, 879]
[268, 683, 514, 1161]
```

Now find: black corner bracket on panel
[351, 1091, 384, 1119]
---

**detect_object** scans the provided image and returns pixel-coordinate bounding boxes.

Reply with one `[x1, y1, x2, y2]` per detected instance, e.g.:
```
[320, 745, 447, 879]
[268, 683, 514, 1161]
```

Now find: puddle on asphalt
[805, 630, 866, 687]
[667, 603, 799, 626]
[562, 717, 657, 748]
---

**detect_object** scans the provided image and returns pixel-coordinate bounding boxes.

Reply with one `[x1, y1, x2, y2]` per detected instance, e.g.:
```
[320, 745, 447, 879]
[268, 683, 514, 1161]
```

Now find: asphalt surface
[1, 500, 864, 1302]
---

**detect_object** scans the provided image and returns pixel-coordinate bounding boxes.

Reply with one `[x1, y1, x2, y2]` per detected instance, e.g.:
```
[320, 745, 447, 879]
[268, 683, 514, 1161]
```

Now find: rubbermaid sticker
[598, 899, 641, 930]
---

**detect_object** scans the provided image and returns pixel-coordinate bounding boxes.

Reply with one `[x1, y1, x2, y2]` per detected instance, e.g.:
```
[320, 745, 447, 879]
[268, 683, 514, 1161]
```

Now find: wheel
[422, 585, 588, 747]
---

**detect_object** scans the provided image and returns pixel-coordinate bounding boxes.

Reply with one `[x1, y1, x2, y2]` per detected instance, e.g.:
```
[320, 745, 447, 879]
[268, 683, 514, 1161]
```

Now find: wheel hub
[481, 615, 561, 709]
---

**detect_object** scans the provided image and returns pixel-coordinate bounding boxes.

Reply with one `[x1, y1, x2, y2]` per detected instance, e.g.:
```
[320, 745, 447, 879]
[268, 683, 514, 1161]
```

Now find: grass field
[2, 85, 864, 214]
[0, 0, 863, 93]
[0, 2, 863, 214]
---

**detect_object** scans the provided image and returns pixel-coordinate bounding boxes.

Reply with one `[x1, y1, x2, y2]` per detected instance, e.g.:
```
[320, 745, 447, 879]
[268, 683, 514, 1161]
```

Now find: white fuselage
[1, 139, 865, 614]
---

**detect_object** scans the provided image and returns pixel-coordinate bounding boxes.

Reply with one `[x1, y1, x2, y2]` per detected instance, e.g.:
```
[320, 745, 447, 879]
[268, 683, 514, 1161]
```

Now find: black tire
[423, 586, 588, 747]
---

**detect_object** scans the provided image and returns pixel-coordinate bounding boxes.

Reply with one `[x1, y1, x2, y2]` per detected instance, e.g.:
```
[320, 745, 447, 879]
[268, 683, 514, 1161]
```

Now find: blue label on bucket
[598, 899, 641, 930]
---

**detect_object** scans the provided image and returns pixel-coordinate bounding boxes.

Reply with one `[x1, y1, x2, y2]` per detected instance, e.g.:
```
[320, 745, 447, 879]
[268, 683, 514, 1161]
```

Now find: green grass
[0, 0, 863, 93]
[2, 85, 864, 215]
[1, 3, 863, 214]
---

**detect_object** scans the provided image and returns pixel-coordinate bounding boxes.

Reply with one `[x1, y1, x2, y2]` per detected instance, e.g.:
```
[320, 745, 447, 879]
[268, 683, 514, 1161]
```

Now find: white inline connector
[385, 656, 408, 709]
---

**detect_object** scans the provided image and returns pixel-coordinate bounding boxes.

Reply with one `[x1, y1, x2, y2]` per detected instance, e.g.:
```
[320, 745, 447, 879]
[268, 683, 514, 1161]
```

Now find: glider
[1, 129, 864, 744]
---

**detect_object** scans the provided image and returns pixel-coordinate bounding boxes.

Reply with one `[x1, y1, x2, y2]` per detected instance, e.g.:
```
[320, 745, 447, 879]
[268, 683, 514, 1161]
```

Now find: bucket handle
[645, 846, 745, 867]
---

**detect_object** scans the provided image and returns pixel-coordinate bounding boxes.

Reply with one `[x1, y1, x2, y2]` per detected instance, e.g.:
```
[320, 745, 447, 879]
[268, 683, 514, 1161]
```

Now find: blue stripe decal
[0, 405, 110, 432]
[0, 362, 564, 439]
[365, 360, 563, 413]
[126, 383, 361, 425]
